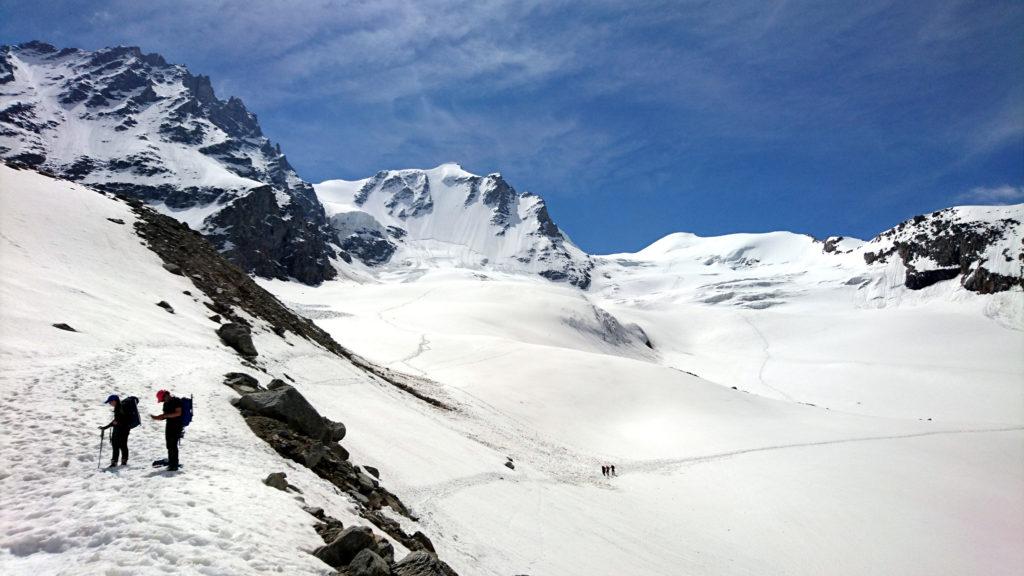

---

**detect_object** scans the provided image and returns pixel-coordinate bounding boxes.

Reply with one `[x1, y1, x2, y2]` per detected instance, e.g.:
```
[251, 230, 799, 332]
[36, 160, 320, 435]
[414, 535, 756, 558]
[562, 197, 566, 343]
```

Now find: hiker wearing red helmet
[151, 389, 183, 471]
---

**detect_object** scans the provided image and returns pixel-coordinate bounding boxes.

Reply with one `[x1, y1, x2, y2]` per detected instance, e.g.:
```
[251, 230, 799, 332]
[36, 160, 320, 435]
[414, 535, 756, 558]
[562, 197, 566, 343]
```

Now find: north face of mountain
[316, 163, 593, 288]
[0, 41, 337, 284]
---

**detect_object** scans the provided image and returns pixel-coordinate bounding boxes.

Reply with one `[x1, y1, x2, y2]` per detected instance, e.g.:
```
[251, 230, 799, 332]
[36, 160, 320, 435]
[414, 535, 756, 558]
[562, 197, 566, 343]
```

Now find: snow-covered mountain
[316, 163, 593, 287]
[0, 41, 337, 284]
[860, 204, 1023, 293]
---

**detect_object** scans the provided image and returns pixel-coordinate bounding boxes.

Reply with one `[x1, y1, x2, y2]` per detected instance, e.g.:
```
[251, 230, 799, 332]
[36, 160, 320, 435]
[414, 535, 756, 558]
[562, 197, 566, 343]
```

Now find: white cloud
[958, 184, 1024, 204]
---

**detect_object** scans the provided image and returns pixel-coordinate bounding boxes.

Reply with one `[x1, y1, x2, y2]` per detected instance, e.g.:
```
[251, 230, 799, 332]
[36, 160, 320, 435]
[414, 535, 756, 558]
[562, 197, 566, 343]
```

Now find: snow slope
[6, 162, 1021, 575]
[266, 261, 1024, 575]
[0, 165, 458, 574]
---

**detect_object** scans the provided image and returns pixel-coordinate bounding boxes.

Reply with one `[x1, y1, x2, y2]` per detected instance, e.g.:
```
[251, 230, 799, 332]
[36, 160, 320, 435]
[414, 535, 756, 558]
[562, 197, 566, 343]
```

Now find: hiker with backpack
[151, 389, 185, 471]
[98, 394, 140, 468]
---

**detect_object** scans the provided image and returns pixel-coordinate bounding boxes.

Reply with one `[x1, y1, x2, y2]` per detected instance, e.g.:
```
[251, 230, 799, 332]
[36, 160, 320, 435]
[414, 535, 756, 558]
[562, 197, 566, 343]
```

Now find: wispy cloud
[958, 185, 1024, 204]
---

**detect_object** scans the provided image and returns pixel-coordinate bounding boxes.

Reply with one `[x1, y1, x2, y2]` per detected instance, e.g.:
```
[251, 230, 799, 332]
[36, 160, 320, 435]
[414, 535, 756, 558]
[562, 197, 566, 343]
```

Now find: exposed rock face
[862, 205, 1023, 293]
[0, 41, 338, 285]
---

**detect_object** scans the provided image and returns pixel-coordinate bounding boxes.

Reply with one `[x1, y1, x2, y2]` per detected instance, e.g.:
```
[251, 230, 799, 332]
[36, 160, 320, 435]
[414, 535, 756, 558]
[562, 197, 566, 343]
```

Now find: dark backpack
[181, 396, 194, 428]
[122, 396, 141, 429]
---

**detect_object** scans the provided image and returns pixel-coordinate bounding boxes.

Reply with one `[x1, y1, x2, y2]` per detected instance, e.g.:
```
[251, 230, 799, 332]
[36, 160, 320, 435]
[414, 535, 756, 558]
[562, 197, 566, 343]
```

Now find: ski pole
[98, 427, 105, 469]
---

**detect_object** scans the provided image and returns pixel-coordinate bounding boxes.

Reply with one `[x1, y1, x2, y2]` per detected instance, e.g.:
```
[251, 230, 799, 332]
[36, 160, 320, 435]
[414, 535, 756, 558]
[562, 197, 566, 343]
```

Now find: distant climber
[601, 465, 608, 477]
[151, 389, 183, 471]
[611, 465, 616, 476]
[99, 394, 138, 467]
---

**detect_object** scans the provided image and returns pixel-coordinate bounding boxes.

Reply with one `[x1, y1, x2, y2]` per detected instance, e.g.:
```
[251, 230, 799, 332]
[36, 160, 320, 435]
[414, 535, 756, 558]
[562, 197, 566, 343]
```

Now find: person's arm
[99, 418, 115, 429]
[151, 407, 182, 420]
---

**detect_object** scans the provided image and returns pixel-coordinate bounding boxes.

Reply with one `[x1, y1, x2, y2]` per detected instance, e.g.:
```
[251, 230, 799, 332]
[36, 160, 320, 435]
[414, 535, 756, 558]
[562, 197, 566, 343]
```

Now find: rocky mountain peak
[0, 41, 337, 284]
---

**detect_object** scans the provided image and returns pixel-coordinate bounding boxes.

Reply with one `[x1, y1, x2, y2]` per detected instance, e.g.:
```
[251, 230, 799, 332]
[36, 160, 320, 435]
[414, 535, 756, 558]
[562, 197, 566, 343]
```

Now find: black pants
[111, 427, 130, 464]
[166, 426, 182, 467]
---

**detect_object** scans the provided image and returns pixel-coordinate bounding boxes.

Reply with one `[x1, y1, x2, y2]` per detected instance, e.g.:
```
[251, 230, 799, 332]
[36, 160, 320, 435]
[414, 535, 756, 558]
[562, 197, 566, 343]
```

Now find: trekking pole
[97, 427, 105, 469]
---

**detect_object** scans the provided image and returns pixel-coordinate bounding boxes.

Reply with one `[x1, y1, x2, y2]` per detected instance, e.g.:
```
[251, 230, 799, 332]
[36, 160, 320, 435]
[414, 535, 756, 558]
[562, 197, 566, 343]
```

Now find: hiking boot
[121, 461, 128, 466]
[167, 465, 179, 471]
[107, 462, 118, 469]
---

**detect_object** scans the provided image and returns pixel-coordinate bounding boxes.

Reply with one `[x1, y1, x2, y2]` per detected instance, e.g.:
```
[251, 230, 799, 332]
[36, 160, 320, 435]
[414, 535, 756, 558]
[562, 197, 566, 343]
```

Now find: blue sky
[2, 0, 1022, 253]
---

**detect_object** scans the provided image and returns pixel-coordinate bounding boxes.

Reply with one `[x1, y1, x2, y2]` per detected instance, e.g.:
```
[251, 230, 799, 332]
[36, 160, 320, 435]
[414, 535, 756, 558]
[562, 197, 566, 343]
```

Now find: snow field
[0, 166, 402, 575]
[266, 269, 1024, 576]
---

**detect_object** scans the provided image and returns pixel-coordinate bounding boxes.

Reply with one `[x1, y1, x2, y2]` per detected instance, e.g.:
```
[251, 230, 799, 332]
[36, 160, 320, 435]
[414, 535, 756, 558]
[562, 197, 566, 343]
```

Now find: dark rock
[411, 531, 436, 553]
[236, 384, 328, 440]
[208, 314, 221, 323]
[301, 443, 329, 468]
[325, 419, 347, 442]
[52, 323, 77, 332]
[267, 378, 288, 390]
[156, 300, 174, 313]
[263, 472, 288, 491]
[106, 217, 125, 225]
[364, 465, 380, 479]
[223, 372, 261, 394]
[217, 322, 258, 357]
[504, 460, 515, 470]
[904, 267, 961, 290]
[357, 472, 379, 493]
[391, 551, 455, 576]
[373, 538, 395, 563]
[348, 548, 389, 576]
[302, 506, 325, 519]
[313, 526, 375, 568]
[315, 517, 346, 544]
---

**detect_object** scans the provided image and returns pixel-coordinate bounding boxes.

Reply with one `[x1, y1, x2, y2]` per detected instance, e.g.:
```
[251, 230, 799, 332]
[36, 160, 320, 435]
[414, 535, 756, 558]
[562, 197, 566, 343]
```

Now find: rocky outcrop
[862, 206, 1023, 293]
[228, 380, 451, 565]
[0, 42, 339, 285]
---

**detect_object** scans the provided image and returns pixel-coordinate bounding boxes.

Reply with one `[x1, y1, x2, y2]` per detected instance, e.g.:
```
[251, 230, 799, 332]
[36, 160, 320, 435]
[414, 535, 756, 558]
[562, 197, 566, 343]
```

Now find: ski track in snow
[623, 425, 1024, 475]
[739, 312, 795, 402]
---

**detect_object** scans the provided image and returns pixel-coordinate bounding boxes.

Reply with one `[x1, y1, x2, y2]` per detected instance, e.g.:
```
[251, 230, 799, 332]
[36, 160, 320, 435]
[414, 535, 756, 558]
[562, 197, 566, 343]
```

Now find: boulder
[315, 516, 346, 544]
[162, 262, 183, 275]
[348, 548, 389, 576]
[364, 465, 380, 479]
[324, 418, 347, 442]
[263, 472, 288, 491]
[357, 472, 379, 493]
[302, 506, 325, 519]
[156, 300, 175, 313]
[267, 378, 288, 390]
[223, 372, 261, 394]
[301, 443, 329, 468]
[235, 384, 328, 440]
[411, 531, 435, 553]
[52, 323, 77, 332]
[391, 551, 448, 576]
[373, 538, 395, 563]
[217, 322, 258, 357]
[313, 526, 375, 568]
